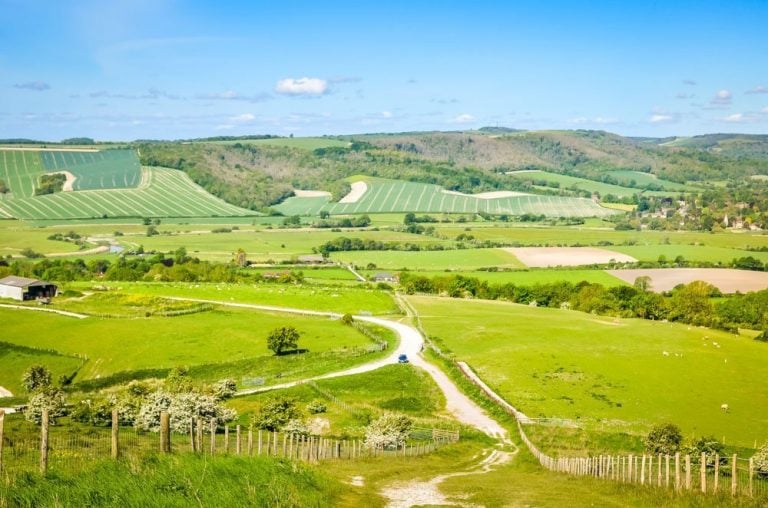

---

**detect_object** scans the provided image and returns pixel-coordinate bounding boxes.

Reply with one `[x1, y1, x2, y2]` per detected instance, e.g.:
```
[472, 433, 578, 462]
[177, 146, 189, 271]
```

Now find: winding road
[166, 297, 508, 438]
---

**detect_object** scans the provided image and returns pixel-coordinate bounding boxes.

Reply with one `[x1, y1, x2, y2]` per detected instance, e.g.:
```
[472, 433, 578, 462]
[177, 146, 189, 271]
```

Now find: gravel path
[0, 304, 88, 319]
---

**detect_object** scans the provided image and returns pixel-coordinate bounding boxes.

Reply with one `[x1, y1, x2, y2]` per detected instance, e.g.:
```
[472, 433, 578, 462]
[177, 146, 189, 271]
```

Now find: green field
[0, 304, 374, 383]
[410, 295, 768, 447]
[0, 150, 44, 200]
[331, 248, 524, 271]
[611, 244, 768, 264]
[0, 342, 84, 395]
[0, 167, 258, 220]
[77, 281, 400, 315]
[605, 170, 691, 192]
[434, 224, 768, 250]
[40, 149, 141, 190]
[507, 170, 680, 198]
[275, 178, 617, 218]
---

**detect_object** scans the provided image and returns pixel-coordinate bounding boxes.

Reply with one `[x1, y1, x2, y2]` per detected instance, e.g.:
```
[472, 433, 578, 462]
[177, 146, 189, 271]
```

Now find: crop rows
[41, 149, 142, 190]
[275, 180, 616, 218]
[0, 167, 258, 219]
[0, 150, 44, 198]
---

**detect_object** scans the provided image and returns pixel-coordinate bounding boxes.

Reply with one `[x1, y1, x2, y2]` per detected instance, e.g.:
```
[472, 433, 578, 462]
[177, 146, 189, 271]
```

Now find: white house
[0, 276, 58, 301]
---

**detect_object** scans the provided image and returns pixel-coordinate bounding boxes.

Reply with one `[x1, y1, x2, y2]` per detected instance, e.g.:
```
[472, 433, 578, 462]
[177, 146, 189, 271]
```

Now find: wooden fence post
[731, 454, 738, 496]
[111, 408, 119, 460]
[196, 418, 203, 453]
[236, 425, 241, 455]
[700, 453, 707, 493]
[685, 454, 691, 491]
[628, 455, 634, 483]
[0, 409, 5, 473]
[675, 453, 681, 492]
[641, 455, 646, 485]
[210, 419, 216, 455]
[665, 454, 670, 488]
[248, 426, 253, 456]
[189, 418, 196, 452]
[749, 457, 754, 497]
[657, 453, 662, 486]
[714, 454, 719, 493]
[224, 426, 229, 454]
[159, 411, 171, 453]
[40, 408, 50, 474]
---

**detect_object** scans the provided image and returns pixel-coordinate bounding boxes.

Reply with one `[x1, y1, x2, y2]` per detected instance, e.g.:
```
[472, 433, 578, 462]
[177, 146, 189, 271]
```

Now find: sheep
[721, 403, 729, 413]
[662, 351, 670, 357]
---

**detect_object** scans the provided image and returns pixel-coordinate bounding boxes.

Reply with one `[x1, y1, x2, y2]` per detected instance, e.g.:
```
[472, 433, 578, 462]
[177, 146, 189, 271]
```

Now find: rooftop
[0, 276, 52, 288]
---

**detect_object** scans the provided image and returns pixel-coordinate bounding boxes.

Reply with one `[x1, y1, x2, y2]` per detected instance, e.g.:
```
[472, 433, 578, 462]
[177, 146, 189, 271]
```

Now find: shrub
[364, 413, 413, 450]
[25, 389, 68, 425]
[212, 378, 237, 400]
[686, 436, 726, 466]
[22, 365, 52, 392]
[135, 391, 237, 433]
[644, 423, 683, 455]
[753, 444, 768, 478]
[341, 314, 354, 325]
[252, 397, 302, 432]
[306, 400, 327, 414]
[70, 398, 113, 426]
[282, 418, 310, 437]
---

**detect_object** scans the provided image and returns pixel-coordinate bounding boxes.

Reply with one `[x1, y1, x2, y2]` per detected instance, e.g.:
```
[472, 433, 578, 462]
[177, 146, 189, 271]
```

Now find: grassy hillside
[129, 130, 768, 216]
[411, 295, 768, 447]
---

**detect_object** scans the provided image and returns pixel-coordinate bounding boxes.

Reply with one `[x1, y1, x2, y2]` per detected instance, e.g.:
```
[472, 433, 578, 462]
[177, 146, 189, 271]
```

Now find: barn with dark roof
[0, 276, 58, 301]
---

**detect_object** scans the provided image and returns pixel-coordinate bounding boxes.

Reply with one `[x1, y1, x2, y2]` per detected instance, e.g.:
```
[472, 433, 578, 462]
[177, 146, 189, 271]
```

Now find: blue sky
[1, 0, 767, 140]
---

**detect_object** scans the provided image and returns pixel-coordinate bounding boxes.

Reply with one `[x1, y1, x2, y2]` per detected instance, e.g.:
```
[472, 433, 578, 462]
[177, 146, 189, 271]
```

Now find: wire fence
[0, 409, 459, 478]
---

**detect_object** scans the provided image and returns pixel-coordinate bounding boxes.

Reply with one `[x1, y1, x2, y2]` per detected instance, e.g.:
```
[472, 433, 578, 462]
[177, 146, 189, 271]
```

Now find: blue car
[398, 354, 409, 363]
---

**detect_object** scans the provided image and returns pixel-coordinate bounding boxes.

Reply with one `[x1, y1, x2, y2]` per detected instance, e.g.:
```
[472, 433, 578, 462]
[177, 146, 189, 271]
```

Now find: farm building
[297, 254, 327, 265]
[0, 276, 58, 301]
[373, 272, 399, 283]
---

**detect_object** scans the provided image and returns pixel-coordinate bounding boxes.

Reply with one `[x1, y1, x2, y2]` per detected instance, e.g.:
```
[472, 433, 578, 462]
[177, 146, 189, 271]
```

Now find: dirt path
[0, 386, 12, 397]
[0, 304, 88, 319]
[380, 446, 516, 507]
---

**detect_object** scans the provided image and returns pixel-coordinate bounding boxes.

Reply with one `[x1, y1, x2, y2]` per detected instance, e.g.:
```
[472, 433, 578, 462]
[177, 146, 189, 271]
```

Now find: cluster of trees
[644, 423, 726, 467]
[310, 214, 371, 229]
[316, 237, 445, 256]
[34, 173, 66, 195]
[398, 272, 768, 332]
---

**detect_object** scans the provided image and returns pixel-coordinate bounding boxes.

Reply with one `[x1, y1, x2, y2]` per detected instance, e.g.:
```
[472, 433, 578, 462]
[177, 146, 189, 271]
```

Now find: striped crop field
[0, 149, 45, 198]
[273, 178, 617, 218]
[0, 167, 258, 220]
[40, 149, 142, 190]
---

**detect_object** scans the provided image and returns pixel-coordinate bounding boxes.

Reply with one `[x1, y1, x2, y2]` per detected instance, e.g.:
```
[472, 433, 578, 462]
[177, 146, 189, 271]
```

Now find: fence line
[0, 410, 459, 476]
[456, 360, 767, 499]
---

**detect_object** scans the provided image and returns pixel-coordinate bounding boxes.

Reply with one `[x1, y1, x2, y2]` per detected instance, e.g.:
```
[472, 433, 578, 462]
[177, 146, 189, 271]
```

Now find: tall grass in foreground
[0, 454, 346, 508]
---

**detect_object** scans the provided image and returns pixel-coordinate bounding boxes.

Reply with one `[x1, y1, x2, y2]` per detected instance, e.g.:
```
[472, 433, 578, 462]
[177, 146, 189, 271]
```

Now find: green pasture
[400, 269, 627, 286]
[0, 342, 84, 395]
[605, 170, 692, 192]
[0, 224, 86, 257]
[410, 295, 768, 447]
[230, 364, 446, 434]
[73, 281, 400, 315]
[611, 244, 768, 264]
[434, 224, 768, 250]
[0, 304, 375, 382]
[0, 167, 258, 220]
[274, 178, 617, 218]
[126, 228, 447, 262]
[331, 248, 524, 271]
[507, 170, 678, 198]
[40, 149, 141, 190]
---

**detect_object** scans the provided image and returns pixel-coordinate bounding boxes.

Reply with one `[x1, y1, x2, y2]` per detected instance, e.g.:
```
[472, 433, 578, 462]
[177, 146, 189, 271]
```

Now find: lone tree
[267, 326, 301, 355]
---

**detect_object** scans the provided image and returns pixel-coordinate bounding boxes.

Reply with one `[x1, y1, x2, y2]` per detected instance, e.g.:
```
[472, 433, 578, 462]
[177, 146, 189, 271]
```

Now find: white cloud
[450, 113, 476, 124]
[711, 89, 732, 105]
[649, 114, 675, 124]
[722, 112, 763, 123]
[231, 113, 256, 123]
[746, 86, 768, 95]
[275, 77, 328, 96]
[381, 111, 393, 118]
